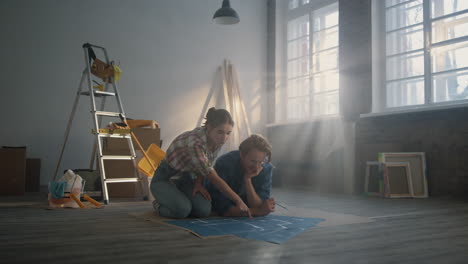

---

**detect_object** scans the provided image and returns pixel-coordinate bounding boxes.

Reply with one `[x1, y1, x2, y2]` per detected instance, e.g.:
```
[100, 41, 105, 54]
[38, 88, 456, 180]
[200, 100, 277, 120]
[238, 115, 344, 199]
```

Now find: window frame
[282, 0, 340, 122]
[377, 0, 468, 112]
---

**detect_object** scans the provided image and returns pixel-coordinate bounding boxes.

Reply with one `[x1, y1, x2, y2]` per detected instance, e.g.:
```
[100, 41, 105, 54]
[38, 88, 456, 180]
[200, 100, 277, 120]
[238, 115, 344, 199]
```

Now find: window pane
[312, 71, 339, 93]
[433, 69, 468, 102]
[386, 1, 423, 32]
[386, 24, 423, 55]
[431, 0, 468, 18]
[312, 27, 338, 52]
[432, 13, 468, 43]
[288, 57, 309, 79]
[386, 51, 424, 80]
[288, 37, 310, 59]
[432, 42, 468, 73]
[288, 77, 310, 97]
[284, 2, 339, 120]
[313, 3, 338, 32]
[386, 78, 425, 107]
[289, 0, 299, 10]
[312, 91, 339, 116]
[312, 48, 338, 72]
[287, 97, 310, 120]
[288, 15, 309, 40]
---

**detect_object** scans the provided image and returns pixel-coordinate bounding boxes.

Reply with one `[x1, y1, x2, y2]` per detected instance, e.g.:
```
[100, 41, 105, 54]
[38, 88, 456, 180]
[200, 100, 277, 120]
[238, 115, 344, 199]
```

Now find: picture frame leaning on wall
[383, 162, 414, 198]
[379, 152, 428, 198]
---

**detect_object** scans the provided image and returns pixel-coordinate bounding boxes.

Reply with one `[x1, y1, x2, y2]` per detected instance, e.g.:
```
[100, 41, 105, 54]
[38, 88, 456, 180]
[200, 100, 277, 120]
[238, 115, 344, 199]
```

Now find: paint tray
[138, 143, 165, 177]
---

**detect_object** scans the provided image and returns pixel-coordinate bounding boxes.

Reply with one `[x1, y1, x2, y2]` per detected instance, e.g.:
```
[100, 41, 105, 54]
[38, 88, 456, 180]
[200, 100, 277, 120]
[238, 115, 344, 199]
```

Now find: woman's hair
[239, 134, 272, 163]
[203, 107, 234, 128]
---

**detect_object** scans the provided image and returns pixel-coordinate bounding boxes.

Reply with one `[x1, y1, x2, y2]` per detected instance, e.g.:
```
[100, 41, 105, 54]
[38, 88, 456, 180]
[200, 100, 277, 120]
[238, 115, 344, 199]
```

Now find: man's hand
[258, 198, 275, 215]
[192, 181, 211, 201]
[244, 166, 263, 181]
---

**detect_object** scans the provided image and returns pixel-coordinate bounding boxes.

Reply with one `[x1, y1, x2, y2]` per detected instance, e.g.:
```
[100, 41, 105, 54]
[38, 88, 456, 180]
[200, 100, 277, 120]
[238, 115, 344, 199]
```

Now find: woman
[151, 107, 251, 218]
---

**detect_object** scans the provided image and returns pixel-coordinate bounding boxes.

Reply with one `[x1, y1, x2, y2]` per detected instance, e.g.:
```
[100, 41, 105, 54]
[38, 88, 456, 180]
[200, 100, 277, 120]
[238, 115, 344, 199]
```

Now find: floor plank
[1, 189, 467, 264]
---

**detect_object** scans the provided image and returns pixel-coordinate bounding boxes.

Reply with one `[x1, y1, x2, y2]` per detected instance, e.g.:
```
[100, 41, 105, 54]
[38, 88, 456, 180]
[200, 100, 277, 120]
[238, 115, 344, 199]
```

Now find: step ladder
[53, 43, 148, 205]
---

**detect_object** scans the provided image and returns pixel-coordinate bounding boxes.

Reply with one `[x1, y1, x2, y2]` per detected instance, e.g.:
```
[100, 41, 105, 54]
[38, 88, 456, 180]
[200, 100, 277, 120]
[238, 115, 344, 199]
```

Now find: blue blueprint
[165, 215, 325, 244]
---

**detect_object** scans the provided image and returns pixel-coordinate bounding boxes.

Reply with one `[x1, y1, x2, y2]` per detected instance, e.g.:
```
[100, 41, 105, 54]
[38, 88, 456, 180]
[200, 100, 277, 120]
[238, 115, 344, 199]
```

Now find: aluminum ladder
[53, 43, 147, 205]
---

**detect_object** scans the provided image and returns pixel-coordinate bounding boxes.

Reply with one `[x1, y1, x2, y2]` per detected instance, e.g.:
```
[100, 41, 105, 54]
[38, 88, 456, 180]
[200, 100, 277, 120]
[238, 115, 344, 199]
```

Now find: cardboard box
[102, 128, 159, 197]
[103, 128, 161, 154]
[25, 159, 41, 192]
[0, 147, 26, 195]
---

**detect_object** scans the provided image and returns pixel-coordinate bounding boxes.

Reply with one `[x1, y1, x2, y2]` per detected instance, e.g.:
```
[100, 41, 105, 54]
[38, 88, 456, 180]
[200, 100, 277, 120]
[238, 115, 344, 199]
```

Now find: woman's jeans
[150, 160, 211, 218]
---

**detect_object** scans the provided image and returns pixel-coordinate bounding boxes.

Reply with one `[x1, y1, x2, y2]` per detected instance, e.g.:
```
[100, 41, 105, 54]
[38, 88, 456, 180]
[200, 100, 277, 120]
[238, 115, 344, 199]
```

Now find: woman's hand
[236, 199, 252, 218]
[192, 181, 211, 201]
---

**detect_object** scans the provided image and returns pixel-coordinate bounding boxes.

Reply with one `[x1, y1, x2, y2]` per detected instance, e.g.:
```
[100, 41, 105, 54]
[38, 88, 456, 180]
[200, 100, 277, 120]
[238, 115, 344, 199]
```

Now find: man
[206, 134, 275, 217]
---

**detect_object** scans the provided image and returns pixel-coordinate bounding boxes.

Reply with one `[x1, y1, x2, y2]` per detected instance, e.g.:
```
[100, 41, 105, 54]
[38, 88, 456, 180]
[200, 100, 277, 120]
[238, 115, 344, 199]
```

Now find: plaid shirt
[165, 127, 220, 179]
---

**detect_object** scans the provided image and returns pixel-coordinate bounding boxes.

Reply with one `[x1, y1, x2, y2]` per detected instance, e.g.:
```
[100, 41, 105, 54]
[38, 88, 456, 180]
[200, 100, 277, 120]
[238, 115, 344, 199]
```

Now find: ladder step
[105, 178, 140, 183]
[92, 128, 131, 136]
[101, 155, 134, 160]
[80, 91, 116, 97]
[95, 111, 121, 117]
[98, 134, 131, 138]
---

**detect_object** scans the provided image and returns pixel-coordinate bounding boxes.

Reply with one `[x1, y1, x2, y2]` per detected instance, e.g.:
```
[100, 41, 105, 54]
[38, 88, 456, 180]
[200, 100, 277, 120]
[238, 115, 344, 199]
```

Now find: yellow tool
[121, 119, 165, 177]
[93, 84, 105, 91]
[138, 144, 165, 177]
[113, 65, 122, 82]
[92, 128, 131, 134]
[70, 193, 86, 208]
[83, 194, 102, 208]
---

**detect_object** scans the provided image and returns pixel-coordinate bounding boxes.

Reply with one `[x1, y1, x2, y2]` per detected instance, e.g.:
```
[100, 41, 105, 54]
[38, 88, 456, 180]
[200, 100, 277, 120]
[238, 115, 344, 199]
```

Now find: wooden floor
[1, 188, 468, 264]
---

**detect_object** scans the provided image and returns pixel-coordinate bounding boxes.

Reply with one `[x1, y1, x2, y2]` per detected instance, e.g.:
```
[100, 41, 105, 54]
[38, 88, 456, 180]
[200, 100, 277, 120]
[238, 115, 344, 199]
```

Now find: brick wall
[355, 107, 468, 197]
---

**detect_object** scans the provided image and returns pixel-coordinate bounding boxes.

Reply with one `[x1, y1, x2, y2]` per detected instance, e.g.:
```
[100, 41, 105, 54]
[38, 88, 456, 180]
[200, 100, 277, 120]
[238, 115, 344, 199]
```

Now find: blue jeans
[150, 160, 211, 218]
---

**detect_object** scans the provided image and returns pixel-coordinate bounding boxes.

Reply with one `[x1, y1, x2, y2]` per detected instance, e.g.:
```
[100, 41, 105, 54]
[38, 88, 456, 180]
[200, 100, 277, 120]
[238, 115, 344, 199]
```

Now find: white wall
[0, 0, 268, 186]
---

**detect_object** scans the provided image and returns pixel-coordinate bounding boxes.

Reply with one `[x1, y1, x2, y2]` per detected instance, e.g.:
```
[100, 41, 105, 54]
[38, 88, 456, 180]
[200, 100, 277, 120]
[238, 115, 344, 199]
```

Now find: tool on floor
[70, 193, 86, 208]
[83, 194, 103, 208]
[53, 43, 149, 205]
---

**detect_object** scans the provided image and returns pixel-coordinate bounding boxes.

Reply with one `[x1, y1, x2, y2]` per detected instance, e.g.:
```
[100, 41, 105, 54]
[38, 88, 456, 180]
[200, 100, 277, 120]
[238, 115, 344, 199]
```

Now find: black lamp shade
[213, 0, 240, 25]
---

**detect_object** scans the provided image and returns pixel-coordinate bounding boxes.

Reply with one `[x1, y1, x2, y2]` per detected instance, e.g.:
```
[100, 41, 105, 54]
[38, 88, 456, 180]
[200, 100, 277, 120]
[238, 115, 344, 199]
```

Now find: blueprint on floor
[165, 214, 325, 244]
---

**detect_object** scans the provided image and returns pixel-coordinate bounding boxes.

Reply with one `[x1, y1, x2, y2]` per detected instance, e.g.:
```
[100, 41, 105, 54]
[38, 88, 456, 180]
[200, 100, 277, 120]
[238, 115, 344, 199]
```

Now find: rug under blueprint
[165, 215, 325, 244]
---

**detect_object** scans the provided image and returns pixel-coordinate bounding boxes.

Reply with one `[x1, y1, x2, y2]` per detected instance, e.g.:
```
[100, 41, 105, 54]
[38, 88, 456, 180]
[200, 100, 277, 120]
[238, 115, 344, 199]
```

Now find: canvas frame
[383, 161, 414, 198]
[379, 152, 428, 198]
[365, 161, 383, 196]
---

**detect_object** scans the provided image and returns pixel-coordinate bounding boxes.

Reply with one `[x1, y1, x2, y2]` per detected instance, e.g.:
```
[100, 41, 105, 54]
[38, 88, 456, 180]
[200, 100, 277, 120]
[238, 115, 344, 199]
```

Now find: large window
[284, 0, 339, 121]
[377, 0, 468, 110]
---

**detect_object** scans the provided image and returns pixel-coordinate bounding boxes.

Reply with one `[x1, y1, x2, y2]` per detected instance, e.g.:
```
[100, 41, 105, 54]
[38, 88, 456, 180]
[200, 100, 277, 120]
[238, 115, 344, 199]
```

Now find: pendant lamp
[213, 0, 240, 25]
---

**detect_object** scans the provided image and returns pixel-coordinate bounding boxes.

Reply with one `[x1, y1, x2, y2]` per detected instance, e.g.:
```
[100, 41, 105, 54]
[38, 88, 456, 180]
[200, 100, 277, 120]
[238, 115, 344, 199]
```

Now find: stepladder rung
[95, 111, 121, 117]
[95, 128, 131, 134]
[98, 133, 131, 139]
[80, 90, 116, 97]
[92, 128, 131, 137]
[105, 178, 141, 183]
[101, 155, 134, 160]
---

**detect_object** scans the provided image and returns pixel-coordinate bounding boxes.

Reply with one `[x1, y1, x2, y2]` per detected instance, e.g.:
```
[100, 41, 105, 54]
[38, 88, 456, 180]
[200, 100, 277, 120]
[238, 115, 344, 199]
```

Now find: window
[284, 0, 339, 121]
[375, 0, 468, 111]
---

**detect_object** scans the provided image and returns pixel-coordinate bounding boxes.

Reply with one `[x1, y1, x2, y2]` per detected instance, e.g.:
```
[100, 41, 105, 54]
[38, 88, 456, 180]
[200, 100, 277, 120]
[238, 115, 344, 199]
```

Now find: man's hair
[239, 134, 272, 162]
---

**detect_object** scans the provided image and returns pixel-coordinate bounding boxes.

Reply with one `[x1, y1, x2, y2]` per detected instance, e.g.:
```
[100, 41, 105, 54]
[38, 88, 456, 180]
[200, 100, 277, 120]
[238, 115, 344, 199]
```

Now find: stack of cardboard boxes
[0, 147, 41, 195]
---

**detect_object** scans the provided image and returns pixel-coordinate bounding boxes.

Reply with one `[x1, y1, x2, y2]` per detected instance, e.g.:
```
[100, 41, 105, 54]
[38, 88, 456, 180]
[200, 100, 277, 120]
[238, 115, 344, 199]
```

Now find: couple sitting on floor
[151, 107, 275, 218]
